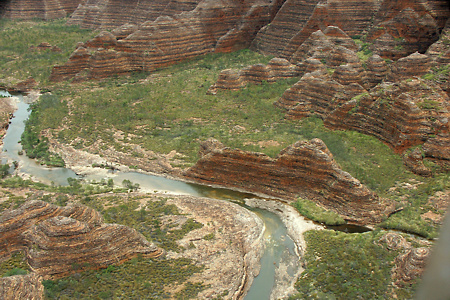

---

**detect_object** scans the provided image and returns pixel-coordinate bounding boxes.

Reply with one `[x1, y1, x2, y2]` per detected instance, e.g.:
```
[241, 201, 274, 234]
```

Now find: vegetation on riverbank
[12, 29, 444, 238]
[290, 229, 419, 299]
[0, 185, 208, 299]
[1, 19, 448, 299]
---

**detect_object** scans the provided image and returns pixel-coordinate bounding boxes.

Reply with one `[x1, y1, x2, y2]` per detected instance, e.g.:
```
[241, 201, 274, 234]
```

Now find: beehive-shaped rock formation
[0, 0, 84, 20]
[208, 58, 302, 93]
[0, 201, 163, 279]
[184, 138, 394, 224]
[50, 0, 276, 82]
[23, 215, 162, 278]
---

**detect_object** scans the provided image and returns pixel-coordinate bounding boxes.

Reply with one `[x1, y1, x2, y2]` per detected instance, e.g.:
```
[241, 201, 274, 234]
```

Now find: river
[1, 91, 313, 299]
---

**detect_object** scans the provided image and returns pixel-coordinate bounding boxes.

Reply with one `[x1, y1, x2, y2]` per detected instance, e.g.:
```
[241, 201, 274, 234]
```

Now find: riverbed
[1, 91, 320, 299]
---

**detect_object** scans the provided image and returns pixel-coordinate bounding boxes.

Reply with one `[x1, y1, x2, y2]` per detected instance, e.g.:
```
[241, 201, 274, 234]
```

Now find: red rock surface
[184, 138, 394, 224]
[0, 0, 84, 20]
[23, 215, 162, 279]
[208, 58, 302, 93]
[67, 0, 202, 29]
[253, 0, 449, 60]
[50, 0, 275, 82]
[0, 201, 163, 279]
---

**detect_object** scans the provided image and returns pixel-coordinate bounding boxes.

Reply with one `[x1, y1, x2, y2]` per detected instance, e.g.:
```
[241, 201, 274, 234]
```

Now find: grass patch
[0, 18, 97, 85]
[43, 256, 204, 299]
[290, 229, 416, 299]
[0, 252, 30, 277]
[293, 198, 345, 225]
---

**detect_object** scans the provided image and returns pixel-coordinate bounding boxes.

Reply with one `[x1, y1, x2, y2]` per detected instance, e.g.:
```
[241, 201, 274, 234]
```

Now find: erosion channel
[2, 91, 320, 299]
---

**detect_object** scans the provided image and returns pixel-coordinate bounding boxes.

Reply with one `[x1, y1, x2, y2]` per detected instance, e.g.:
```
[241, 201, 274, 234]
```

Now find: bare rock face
[208, 58, 302, 93]
[393, 247, 430, 286]
[184, 138, 394, 224]
[367, 0, 449, 60]
[67, 0, 202, 29]
[23, 216, 162, 279]
[389, 52, 431, 81]
[0, 0, 84, 20]
[13, 77, 38, 93]
[0, 201, 163, 279]
[403, 148, 432, 177]
[0, 273, 44, 300]
[50, 0, 275, 82]
[253, 0, 449, 60]
[380, 232, 431, 287]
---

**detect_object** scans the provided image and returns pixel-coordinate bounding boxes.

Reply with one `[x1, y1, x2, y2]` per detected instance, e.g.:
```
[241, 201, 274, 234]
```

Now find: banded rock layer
[380, 232, 431, 286]
[184, 138, 394, 224]
[50, 0, 275, 82]
[0, 201, 163, 279]
[0, 0, 84, 20]
[23, 215, 162, 278]
[252, 0, 449, 60]
[0, 273, 44, 300]
[208, 58, 302, 94]
[67, 0, 202, 29]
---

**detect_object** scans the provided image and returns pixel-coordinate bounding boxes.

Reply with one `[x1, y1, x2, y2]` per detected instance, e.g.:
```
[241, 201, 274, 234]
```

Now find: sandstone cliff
[184, 138, 394, 224]
[252, 0, 449, 60]
[208, 57, 302, 94]
[67, 0, 202, 29]
[0, 0, 84, 20]
[0, 200, 163, 278]
[50, 0, 276, 82]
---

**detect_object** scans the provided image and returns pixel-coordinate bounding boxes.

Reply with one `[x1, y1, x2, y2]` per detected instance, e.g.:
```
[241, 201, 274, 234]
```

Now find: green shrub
[293, 198, 345, 225]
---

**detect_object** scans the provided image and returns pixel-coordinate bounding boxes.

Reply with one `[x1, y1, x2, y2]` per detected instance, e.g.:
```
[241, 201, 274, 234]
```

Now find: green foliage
[293, 198, 345, 225]
[3, 267, 28, 277]
[122, 179, 140, 191]
[21, 93, 66, 167]
[417, 99, 441, 110]
[0, 164, 9, 178]
[0, 18, 97, 85]
[43, 256, 204, 299]
[290, 230, 406, 299]
[0, 252, 30, 277]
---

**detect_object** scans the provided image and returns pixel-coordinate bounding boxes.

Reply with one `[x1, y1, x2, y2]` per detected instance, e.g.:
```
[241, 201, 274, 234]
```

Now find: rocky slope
[0, 200, 163, 278]
[0, 273, 44, 300]
[380, 232, 431, 287]
[67, 0, 202, 29]
[184, 138, 394, 224]
[49, 0, 276, 82]
[213, 21, 450, 175]
[0, 0, 84, 20]
[253, 0, 449, 60]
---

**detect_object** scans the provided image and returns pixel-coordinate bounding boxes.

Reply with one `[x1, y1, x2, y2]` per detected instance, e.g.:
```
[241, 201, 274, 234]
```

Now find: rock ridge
[0, 200, 163, 279]
[184, 138, 394, 224]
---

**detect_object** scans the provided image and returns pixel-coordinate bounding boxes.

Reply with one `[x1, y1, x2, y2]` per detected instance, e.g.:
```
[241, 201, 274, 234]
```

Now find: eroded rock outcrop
[252, 0, 449, 60]
[380, 232, 431, 287]
[0, 200, 163, 279]
[67, 0, 202, 29]
[393, 247, 430, 286]
[50, 0, 276, 82]
[0, 0, 84, 20]
[184, 138, 394, 224]
[23, 215, 162, 278]
[208, 58, 302, 94]
[0, 273, 44, 300]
